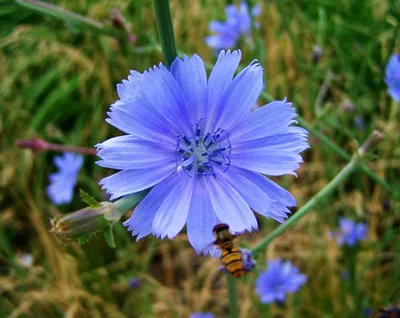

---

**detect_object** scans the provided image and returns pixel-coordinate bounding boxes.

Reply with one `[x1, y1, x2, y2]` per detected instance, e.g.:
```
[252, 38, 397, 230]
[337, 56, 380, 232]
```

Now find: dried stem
[16, 138, 97, 156]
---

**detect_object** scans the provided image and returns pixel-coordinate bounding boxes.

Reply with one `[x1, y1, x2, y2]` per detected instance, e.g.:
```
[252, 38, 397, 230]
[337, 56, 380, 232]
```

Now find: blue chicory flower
[205, 2, 260, 51]
[96, 50, 308, 255]
[47, 152, 83, 205]
[331, 217, 367, 247]
[190, 313, 214, 318]
[255, 258, 307, 304]
[385, 53, 400, 102]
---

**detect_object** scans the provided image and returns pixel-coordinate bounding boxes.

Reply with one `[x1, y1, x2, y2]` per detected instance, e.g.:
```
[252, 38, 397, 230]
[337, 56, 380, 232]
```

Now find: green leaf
[80, 189, 101, 208]
[77, 234, 93, 246]
[104, 226, 116, 248]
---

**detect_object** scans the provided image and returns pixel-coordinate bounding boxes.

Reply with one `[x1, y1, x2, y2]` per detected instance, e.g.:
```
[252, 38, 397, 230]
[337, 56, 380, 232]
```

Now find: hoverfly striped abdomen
[213, 223, 245, 278]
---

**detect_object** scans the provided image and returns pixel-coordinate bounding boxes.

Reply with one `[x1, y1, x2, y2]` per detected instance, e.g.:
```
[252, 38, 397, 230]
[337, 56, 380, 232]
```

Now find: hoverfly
[212, 223, 245, 278]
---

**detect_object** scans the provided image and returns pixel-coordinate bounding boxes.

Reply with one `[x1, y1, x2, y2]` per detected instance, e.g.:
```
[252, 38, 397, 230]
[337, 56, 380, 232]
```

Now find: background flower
[385, 53, 400, 102]
[255, 259, 307, 304]
[97, 50, 308, 255]
[205, 2, 260, 51]
[47, 152, 83, 205]
[189, 313, 214, 318]
[331, 217, 367, 247]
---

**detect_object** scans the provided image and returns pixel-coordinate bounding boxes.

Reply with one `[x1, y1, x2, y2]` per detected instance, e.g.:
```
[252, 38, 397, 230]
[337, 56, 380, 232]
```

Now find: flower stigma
[176, 120, 231, 177]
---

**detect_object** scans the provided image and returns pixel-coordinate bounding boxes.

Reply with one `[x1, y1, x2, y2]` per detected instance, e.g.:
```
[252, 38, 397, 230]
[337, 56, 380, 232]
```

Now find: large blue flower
[255, 259, 307, 304]
[330, 217, 367, 247]
[205, 2, 260, 51]
[47, 152, 83, 205]
[385, 53, 400, 102]
[96, 50, 308, 255]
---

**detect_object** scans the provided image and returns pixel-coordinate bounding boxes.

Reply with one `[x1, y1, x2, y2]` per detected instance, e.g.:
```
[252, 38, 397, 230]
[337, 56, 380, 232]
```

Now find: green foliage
[104, 225, 116, 248]
[80, 188, 101, 208]
[1, 0, 399, 317]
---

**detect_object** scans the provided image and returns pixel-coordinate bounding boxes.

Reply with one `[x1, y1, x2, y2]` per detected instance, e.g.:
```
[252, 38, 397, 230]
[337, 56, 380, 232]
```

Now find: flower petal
[206, 50, 241, 130]
[230, 99, 298, 143]
[206, 175, 258, 233]
[106, 100, 175, 142]
[96, 135, 176, 170]
[99, 163, 175, 200]
[152, 175, 194, 239]
[141, 64, 192, 135]
[233, 127, 309, 154]
[213, 60, 263, 131]
[187, 175, 220, 255]
[170, 55, 208, 124]
[222, 167, 291, 222]
[47, 181, 74, 205]
[123, 173, 179, 240]
[231, 149, 303, 176]
[232, 167, 296, 207]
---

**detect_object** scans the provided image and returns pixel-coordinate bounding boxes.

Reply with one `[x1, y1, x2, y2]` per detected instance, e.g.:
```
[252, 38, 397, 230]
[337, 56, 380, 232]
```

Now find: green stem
[347, 247, 360, 315]
[298, 117, 398, 199]
[252, 157, 358, 254]
[227, 275, 239, 318]
[153, 0, 177, 68]
[15, 0, 121, 37]
[113, 190, 149, 217]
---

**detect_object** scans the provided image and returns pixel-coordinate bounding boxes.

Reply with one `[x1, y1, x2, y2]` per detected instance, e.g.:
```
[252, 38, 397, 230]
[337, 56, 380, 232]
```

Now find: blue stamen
[176, 123, 231, 177]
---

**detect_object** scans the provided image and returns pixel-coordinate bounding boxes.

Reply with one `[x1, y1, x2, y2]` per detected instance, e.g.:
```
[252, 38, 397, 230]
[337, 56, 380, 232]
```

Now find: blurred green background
[1, 0, 400, 317]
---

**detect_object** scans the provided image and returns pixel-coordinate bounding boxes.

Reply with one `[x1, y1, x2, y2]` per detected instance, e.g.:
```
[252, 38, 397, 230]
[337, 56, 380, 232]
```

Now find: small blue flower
[128, 277, 142, 289]
[47, 152, 83, 205]
[242, 248, 256, 272]
[385, 53, 400, 102]
[255, 259, 307, 304]
[354, 115, 364, 129]
[331, 217, 367, 247]
[190, 313, 214, 318]
[205, 2, 260, 51]
[97, 50, 308, 255]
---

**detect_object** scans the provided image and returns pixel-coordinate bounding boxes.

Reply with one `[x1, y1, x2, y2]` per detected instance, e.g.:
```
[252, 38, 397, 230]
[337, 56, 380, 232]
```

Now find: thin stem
[227, 275, 239, 318]
[153, 0, 177, 68]
[297, 117, 398, 199]
[15, 0, 121, 37]
[252, 157, 358, 254]
[16, 138, 97, 156]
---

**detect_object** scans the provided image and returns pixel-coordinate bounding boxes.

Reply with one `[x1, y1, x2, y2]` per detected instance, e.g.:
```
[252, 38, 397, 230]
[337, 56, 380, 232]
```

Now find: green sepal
[80, 189, 101, 208]
[104, 225, 116, 248]
[77, 234, 93, 246]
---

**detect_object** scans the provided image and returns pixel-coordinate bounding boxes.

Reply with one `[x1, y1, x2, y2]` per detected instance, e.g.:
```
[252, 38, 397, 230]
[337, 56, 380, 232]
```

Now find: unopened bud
[50, 202, 113, 240]
[358, 130, 384, 156]
[110, 8, 125, 29]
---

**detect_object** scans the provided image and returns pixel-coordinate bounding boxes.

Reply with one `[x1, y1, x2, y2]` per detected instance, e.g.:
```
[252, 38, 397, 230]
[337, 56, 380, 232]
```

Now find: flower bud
[50, 202, 113, 241]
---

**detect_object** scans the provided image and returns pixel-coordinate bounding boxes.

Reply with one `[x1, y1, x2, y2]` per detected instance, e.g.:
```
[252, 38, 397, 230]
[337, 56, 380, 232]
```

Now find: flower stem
[153, 0, 177, 69]
[15, 0, 121, 37]
[252, 156, 358, 254]
[227, 275, 239, 318]
[252, 130, 385, 254]
[16, 138, 97, 156]
[112, 191, 149, 218]
[297, 117, 398, 199]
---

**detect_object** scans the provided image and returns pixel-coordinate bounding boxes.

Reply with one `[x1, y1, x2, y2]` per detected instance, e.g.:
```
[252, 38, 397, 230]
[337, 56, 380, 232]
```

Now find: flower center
[175, 122, 231, 177]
